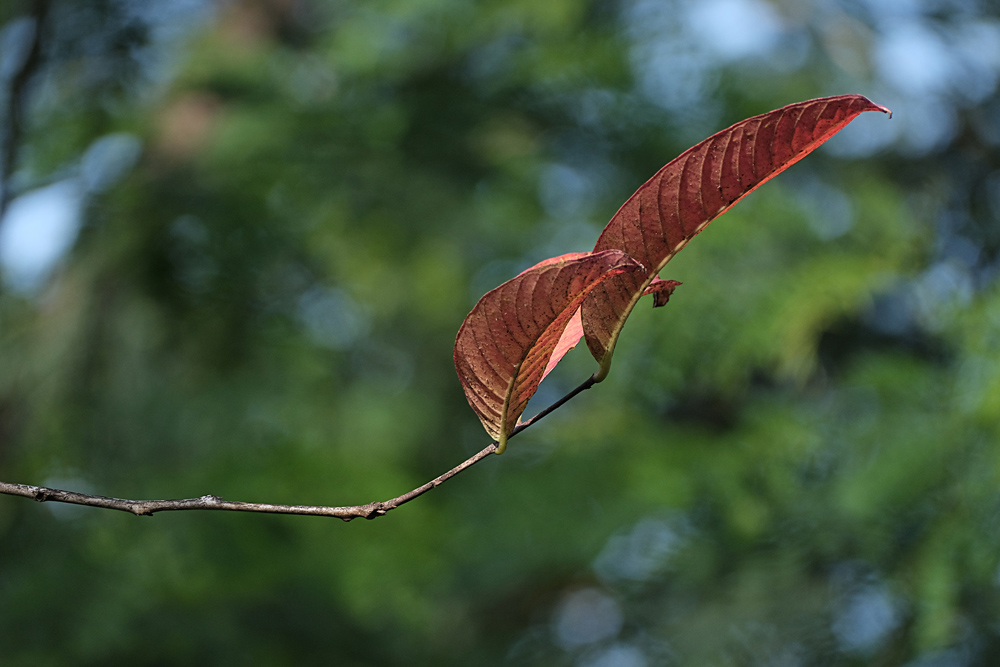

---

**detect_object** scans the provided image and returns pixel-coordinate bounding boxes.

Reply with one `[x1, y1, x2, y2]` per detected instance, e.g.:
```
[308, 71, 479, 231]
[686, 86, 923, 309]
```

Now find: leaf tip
[860, 95, 892, 119]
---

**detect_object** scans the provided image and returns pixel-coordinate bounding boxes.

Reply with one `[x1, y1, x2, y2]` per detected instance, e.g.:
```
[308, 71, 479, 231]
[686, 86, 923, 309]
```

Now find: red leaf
[581, 95, 890, 379]
[519, 251, 591, 383]
[643, 278, 682, 308]
[454, 250, 643, 452]
[542, 308, 583, 380]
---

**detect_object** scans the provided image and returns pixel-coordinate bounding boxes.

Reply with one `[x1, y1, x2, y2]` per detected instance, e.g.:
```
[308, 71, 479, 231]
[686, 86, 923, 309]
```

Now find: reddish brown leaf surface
[455, 250, 642, 452]
[581, 94, 891, 378]
[517, 252, 590, 382]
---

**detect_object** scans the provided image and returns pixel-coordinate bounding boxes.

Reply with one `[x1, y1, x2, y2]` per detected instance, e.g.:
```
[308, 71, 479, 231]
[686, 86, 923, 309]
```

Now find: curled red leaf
[454, 250, 642, 452]
[643, 278, 682, 308]
[581, 94, 891, 379]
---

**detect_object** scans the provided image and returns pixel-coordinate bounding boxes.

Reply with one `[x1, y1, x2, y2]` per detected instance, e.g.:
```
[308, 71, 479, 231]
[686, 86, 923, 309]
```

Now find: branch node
[362, 502, 389, 520]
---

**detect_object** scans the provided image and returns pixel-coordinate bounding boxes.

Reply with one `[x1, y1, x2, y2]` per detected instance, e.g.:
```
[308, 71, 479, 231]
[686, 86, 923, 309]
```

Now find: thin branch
[511, 373, 596, 436]
[0, 374, 598, 521]
[0, 0, 49, 221]
[0, 443, 498, 522]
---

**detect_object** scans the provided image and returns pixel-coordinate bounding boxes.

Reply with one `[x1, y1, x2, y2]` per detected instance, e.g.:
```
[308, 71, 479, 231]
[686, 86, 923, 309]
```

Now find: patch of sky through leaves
[593, 516, 689, 584]
[624, 0, 784, 125]
[0, 0, 210, 295]
[553, 587, 625, 650]
[829, 562, 903, 656]
[0, 132, 142, 294]
[298, 286, 371, 350]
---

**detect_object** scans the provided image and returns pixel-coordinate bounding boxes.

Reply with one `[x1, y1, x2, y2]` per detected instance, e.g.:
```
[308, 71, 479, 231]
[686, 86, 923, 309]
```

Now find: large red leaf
[455, 250, 642, 452]
[581, 94, 891, 379]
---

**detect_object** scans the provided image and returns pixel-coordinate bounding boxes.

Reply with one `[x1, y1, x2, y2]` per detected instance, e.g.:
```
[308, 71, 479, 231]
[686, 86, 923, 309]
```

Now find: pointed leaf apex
[581, 94, 890, 379]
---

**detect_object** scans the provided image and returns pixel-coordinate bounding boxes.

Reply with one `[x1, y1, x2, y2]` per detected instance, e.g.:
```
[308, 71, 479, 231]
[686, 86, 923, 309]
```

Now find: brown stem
[0, 374, 596, 520]
[511, 374, 596, 436]
[0, 443, 498, 521]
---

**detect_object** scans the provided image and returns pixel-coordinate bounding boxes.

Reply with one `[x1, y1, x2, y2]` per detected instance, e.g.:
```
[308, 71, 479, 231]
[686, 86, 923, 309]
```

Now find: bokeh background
[2, 0, 1000, 664]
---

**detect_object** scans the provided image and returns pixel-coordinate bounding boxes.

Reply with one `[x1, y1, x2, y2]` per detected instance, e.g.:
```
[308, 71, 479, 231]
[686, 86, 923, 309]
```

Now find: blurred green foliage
[2, 0, 1000, 664]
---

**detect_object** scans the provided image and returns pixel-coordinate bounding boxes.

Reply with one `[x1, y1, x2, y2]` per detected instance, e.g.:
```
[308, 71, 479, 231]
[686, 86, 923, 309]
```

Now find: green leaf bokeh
[2, 0, 1000, 664]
